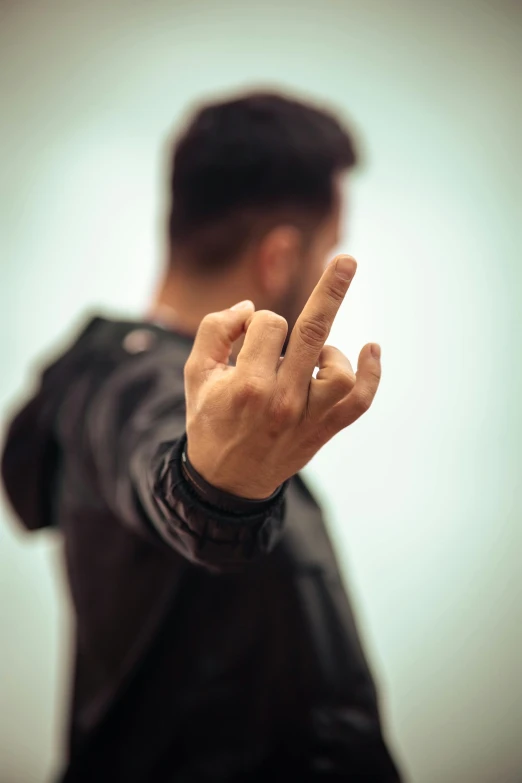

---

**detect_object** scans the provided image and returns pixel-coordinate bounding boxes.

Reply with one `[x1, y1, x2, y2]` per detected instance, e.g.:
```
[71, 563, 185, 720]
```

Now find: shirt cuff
[179, 434, 286, 515]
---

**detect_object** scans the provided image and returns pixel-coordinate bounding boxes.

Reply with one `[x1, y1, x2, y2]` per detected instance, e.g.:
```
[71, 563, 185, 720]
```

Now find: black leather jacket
[1, 316, 402, 782]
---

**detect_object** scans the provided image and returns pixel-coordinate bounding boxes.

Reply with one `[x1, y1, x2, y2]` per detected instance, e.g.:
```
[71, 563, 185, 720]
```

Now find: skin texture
[150, 176, 382, 499]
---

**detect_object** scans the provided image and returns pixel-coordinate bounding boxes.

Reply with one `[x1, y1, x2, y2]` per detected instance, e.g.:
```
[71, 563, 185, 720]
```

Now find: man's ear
[256, 225, 302, 298]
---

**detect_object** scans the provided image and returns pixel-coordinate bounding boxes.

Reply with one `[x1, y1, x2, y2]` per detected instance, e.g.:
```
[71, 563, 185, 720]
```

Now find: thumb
[191, 300, 255, 368]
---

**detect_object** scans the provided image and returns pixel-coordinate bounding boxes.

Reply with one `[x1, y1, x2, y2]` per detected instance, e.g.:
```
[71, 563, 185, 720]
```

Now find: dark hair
[168, 91, 357, 273]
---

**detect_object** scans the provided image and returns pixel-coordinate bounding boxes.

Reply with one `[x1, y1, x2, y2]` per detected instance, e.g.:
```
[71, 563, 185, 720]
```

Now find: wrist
[181, 438, 284, 512]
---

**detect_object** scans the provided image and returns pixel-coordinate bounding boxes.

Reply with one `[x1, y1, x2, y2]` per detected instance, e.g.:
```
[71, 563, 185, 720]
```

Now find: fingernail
[371, 344, 381, 360]
[335, 255, 356, 281]
[231, 299, 254, 311]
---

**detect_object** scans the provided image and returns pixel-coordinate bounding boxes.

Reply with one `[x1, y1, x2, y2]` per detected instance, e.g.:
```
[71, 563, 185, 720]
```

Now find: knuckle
[298, 314, 330, 348]
[330, 369, 355, 396]
[183, 357, 196, 379]
[325, 280, 346, 304]
[256, 310, 288, 334]
[352, 389, 373, 414]
[269, 392, 300, 429]
[235, 377, 268, 402]
[369, 366, 382, 384]
[201, 311, 223, 330]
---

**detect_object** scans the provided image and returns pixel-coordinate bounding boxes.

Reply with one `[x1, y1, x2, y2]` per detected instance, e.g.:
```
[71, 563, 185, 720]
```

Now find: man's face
[279, 179, 344, 343]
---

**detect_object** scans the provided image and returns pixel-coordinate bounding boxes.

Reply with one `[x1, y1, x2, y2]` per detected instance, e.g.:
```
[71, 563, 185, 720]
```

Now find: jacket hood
[1, 318, 103, 531]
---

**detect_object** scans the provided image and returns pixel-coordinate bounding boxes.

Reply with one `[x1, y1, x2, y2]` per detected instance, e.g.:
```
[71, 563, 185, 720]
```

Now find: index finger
[186, 300, 255, 379]
[278, 255, 357, 393]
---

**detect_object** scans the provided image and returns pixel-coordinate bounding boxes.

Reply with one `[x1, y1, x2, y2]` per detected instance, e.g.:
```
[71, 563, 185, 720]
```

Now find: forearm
[80, 353, 287, 571]
[130, 433, 288, 572]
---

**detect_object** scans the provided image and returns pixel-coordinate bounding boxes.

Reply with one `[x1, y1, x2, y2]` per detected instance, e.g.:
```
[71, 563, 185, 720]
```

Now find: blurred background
[1, 1, 521, 781]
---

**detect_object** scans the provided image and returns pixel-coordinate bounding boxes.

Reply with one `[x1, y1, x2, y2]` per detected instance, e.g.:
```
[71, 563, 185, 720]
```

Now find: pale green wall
[1, 1, 521, 781]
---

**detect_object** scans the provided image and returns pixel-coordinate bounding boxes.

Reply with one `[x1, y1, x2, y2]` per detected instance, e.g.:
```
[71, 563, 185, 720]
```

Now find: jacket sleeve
[76, 347, 288, 573]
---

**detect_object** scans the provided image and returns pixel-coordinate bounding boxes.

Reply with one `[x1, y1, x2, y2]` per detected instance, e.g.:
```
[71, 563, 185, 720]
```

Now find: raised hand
[184, 255, 381, 499]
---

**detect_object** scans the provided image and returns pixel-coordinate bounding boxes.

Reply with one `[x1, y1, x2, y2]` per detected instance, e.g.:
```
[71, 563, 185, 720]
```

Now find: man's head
[166, 90, 357, 334]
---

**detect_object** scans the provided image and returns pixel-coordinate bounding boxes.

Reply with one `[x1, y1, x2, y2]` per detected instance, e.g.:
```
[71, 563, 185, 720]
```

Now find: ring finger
[308, 344, 356, 414]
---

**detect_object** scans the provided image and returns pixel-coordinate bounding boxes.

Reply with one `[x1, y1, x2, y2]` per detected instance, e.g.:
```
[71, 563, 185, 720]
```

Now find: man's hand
[183, 255, 381, 499]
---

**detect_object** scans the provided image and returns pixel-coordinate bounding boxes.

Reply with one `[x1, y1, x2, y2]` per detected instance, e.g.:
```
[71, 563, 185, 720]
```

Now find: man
[2, 91, 402, 781]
